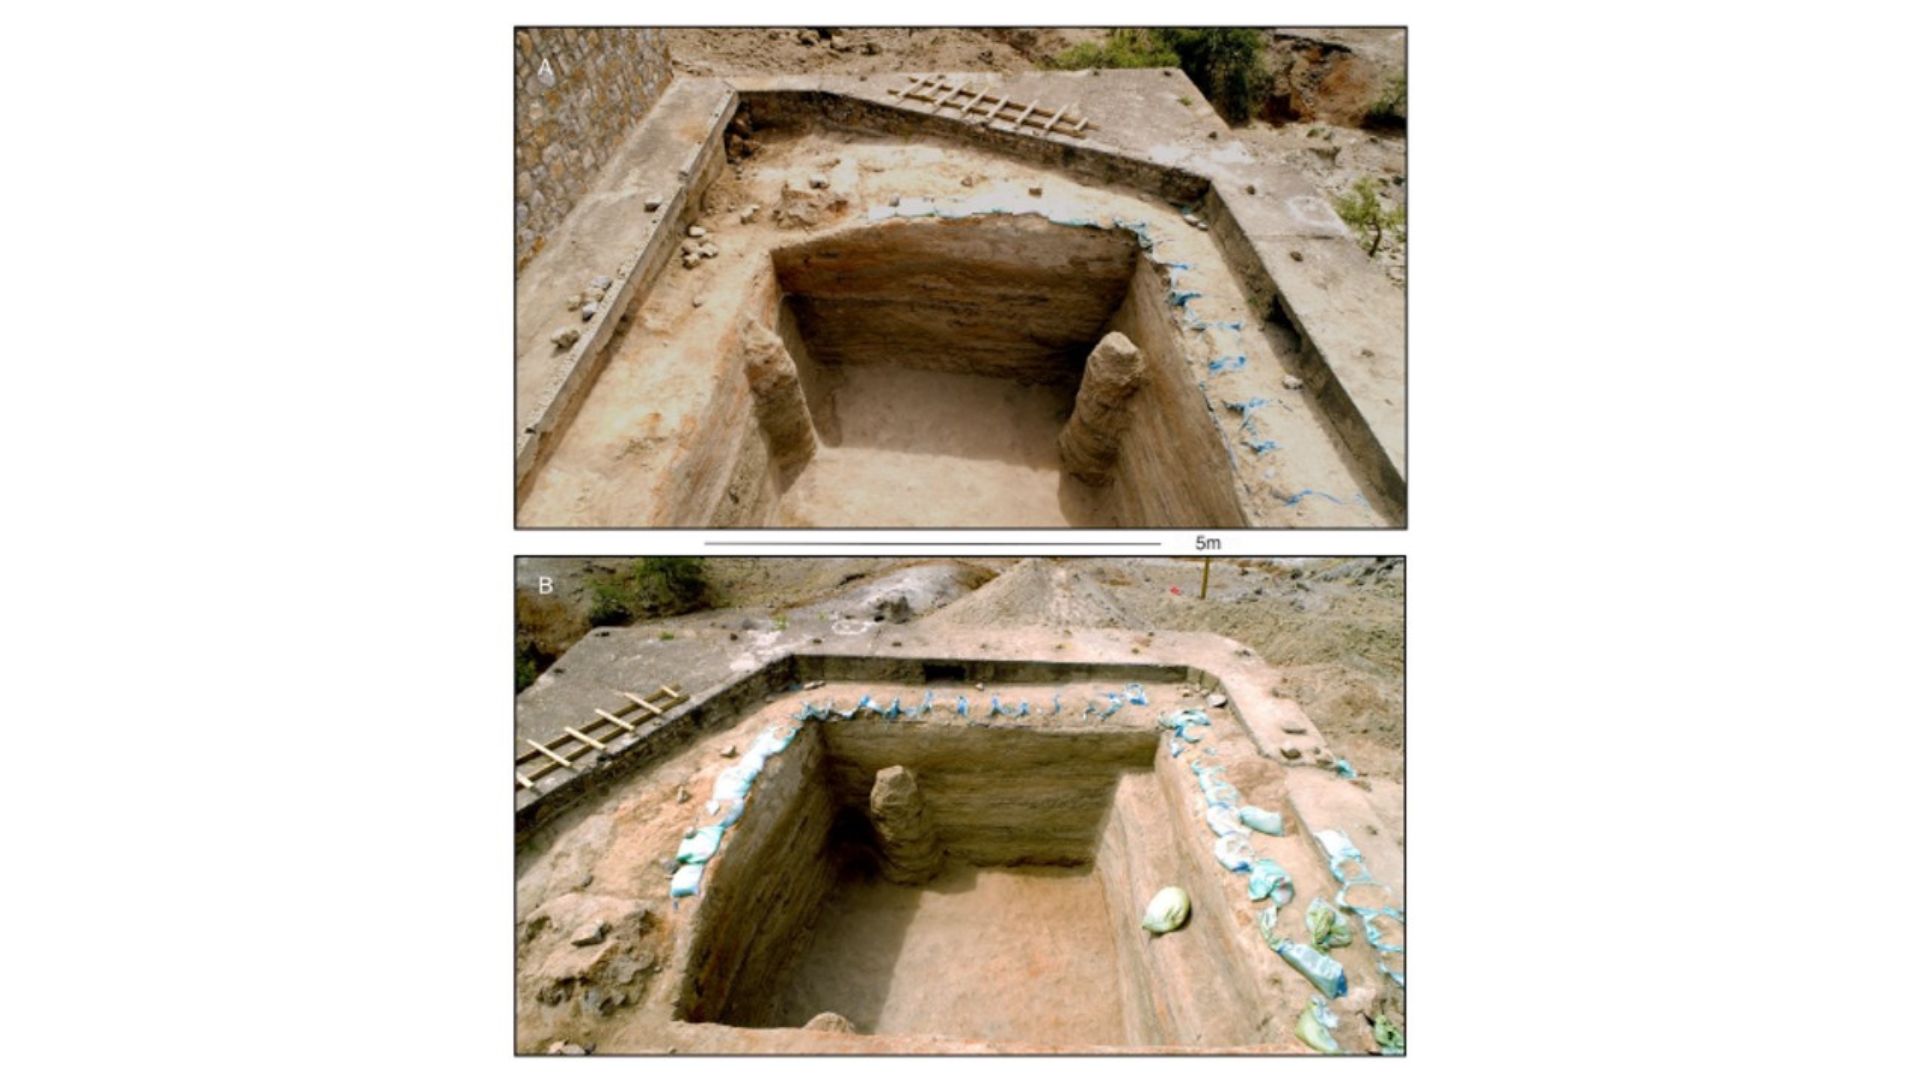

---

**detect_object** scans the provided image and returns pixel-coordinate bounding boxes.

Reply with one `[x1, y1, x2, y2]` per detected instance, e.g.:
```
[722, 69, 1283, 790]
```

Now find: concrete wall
[514, 28, 674, 273]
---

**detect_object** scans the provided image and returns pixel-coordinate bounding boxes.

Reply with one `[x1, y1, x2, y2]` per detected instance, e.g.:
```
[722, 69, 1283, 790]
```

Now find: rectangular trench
[673, 714, 1267, 1047]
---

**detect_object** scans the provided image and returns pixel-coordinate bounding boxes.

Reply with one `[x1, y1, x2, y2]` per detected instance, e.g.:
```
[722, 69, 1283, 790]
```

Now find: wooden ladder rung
[595, 708, 637, 733]
[515, 772, 536, 790]
[524, 739, 572, 768]
[623, 691, 666, 717]
[564, 726, 608, 751]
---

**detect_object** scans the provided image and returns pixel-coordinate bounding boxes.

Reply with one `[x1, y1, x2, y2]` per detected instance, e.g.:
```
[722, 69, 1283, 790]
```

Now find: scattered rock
[1208, 130, 1220, 140]
[580, 303, 599, 321]
[549, 327, 580, 350]
[1280, 743, 1304, 761]
[1205, 692, 1227, 708]
[1028, 185, 1044, 197]
[565, 293, 583, 311]
[975, 682, 986, 691]
[674, 785, 689, 803]
[720, 745, 737, 758]
[796, 29, 818, 46]
[888, 195, 900, 207]
[691, 296, 704, 308]
[687, 225, 708, 238]
[1289, 250, 1305, 262]
[1281, 720, 1309, 735]
[644, 198, 663, 212]
[739, 204, 760, 224]
[807, 174, 830, 190]
[1245, 183, 1258, 195]
[1283, 374, 1305, 390]
[804, 680, 825, 690]
[570, 920, 608, 947]
[804, 1012, 857, 1033]
[682, 255, 699, 270]
[960, 176, 974, 187]
[698, 243, 719, 259]
[589, 275, 612, 292]
[861, 42, 880, 56]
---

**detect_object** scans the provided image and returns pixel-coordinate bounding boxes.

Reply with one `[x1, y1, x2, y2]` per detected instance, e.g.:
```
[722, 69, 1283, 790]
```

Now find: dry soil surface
[663, 27, 1406, 288]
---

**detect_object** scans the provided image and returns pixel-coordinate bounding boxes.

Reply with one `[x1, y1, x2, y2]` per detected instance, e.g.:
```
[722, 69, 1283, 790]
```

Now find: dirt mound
[922, 558, 1145, 632]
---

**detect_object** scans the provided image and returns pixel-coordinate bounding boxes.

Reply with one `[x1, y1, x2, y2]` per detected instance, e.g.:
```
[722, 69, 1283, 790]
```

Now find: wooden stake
[1201, 556, 1212, 600]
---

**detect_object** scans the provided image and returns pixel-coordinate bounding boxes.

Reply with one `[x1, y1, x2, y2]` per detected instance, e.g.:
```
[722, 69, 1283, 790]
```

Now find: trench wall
[1102, 260, 1250, 526]
[514, 28, 674, 273]
[676, 726, 839, 1025]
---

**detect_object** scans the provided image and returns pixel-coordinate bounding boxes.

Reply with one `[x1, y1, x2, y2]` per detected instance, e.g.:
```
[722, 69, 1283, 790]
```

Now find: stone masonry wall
[514, 28, 673, 273]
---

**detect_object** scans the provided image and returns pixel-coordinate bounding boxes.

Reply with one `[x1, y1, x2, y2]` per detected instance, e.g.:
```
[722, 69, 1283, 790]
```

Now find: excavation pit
[675, 716, 1179, 1044]
[514, 650, 1406, 1054]
[513, 77, 1408, 528]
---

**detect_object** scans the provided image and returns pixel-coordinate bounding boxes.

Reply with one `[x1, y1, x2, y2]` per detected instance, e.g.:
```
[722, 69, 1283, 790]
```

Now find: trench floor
[767, 863, 1127, 1043]
[776, 367, 1106, 527]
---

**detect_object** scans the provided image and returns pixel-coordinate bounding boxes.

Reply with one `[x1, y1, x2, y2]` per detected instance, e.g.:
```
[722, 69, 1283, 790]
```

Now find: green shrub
[1045, 28, 1177, 70]
[1364, 74, 1407, 130]
[1046, 29, 1269, 125]
[1332, 179, 1406, 258]
[585, 557, 713, 628]
[1155, 28, 1269, 125]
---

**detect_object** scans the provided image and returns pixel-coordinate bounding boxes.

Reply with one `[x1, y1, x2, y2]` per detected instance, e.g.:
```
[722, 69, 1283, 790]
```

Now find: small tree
[1332, 179, 1407, 258]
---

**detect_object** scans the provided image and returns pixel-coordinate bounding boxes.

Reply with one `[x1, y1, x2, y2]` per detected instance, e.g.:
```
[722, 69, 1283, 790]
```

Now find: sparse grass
[773, 613, 790, 631]
[1333, 179, 1406, 258]
[1178, 94, 1193, 107]
[659, 631, 676, 641]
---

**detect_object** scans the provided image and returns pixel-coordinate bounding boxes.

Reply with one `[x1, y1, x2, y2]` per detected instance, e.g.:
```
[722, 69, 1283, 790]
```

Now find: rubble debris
[549, 327, 580, 350]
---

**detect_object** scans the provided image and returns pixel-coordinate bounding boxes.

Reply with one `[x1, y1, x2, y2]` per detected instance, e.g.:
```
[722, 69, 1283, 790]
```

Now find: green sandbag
[1295, 996, 1339, 1053]
[1141, 886, 1191, 934]
[1306, 896, 1353, 950]
[1371, 1012, 1405, 1055]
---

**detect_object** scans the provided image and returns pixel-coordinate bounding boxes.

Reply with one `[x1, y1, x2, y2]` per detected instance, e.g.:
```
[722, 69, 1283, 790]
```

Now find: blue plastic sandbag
[669, 861, 704, 899]
[676, 825, 725, 865]
[1206, 804, 1247, 838]
[1240, 805, 1285, 836]
[1248, 859, 1293, 904]
[1124, 683, 1149, 706]
[1213, 833, 1255, 873]
[1274, 938, 1348, 998]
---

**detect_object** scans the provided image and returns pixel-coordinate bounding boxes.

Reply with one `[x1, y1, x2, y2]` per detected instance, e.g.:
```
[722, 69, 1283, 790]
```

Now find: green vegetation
[1364, 74, 1407, 130]
[515, 646, 542, 692]
[1157, 28, 1269, 125]
[1044, 28, 1177, 71]
[1332, 179, 1406, 258]
[1047, 28, 1270, 125]
[660, 631, 676, 641]
[587, 557, 714, 627]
